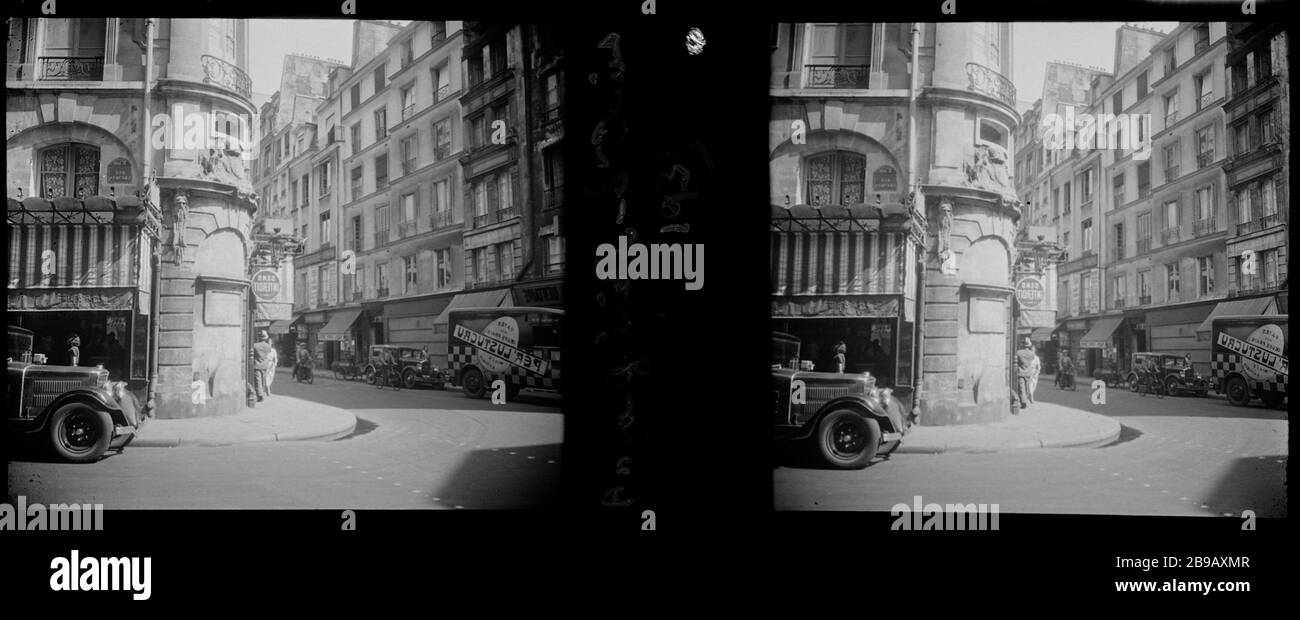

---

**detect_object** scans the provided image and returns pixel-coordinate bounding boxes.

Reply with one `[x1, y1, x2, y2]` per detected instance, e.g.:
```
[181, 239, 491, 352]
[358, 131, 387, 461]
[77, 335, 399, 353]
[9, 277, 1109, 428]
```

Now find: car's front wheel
[1127, 372, 1138, 392]
[1165, 376, 1181, 396]
[403, 369, 418, 389]
[48, 403, 113, 463]
[364, 365, 377, 385]
[815, 409, 880, 469]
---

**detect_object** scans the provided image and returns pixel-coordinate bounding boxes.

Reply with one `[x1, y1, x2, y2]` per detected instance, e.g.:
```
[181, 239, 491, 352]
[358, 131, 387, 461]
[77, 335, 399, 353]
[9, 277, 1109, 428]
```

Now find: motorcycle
[1055, 369, 1076, 390]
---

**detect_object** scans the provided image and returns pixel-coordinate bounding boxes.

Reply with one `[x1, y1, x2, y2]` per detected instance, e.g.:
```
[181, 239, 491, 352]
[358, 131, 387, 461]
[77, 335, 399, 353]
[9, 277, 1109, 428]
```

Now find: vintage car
[363, 344, 447, 389]
[1125, 352, 1209, 396]
[6, 325, 141, 463]
[772, 332, 910, 469]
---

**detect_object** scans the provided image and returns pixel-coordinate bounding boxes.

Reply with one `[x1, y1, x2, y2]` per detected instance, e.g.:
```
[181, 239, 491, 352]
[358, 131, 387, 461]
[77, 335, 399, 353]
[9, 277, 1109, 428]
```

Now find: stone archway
[190, 228, 249, 417]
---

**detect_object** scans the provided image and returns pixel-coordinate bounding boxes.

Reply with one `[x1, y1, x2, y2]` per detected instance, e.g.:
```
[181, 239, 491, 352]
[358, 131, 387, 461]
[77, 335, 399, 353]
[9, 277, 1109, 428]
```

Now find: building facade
[8, 18, 261, 418]
[770, 22, 1022, 426]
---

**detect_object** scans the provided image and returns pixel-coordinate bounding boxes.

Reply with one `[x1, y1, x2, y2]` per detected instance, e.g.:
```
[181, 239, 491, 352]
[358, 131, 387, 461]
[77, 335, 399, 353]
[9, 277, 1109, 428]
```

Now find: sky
[1012, 22, 1180, 113]
[247, 19, 356, 110]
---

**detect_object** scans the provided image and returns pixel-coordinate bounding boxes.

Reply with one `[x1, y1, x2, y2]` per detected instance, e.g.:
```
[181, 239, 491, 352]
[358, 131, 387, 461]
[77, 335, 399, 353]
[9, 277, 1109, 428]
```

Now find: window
[1194, 185, 1213, 222]
[350, 84, 361, 110]
[318, 162, 332, 196]
[376, 262, 389, 296]
[375, 205, 390, 245]
[435, 248, 452, 289]
[1137, 270, 1151, 302]
[497, 171, 513, 212]
[1063, 231, 1070, 251]
[1163, 141, 1180, 180]
[1137, 211, 1152, 253]
[433, 119, 452, 159]
[432, 65, 451, 102]
[1262, 249, 1278, 287]
[543, 147, 564, 209]
[431, 21, 447, 45]
[1164, 49, 1177, 75]
[1167, 262, 1180, 297]
[400, 192, 416, 226]
[1082, 219, 1093, 253]
[1197, 256, 1214, 296]
[301, 174, 310, 206]
[805, 151, 866, 206]
[1193, 23, 1210, 53]
[472, 247, 488, 283]
[805, 23, 872, 87]
[401, 135, 418, 175]
[41, 18, 108, 69]
[546, 235, 565, 275]
[1136, 71, 1148, 99]
[374, 63, 387, 92]
[978, 120, 1007, 148]
[350, 123, 362, 155]
[291, 180, 300, 207]
[1163, 200, 1179, 230]
[1112, 173, 1125, 205]
[1259, 108, 1276, 145]
[1112, 91, 1123, 114]
[1195, 125, 1215, 168]
[351, 215, 362, 251]
[375, 153, 389, 188]
[1260, 176, 1278, 218]
[545, 72, 562, 110]
[1081, 271, 1096, 313]
[1113, 222, 1125, 261]
[985, 23, 1001, 70]
[469, 115, 486, 149]
[320, 212, 331, 246]
[1062, 182, 1071, 212]
[474, 179, 489, 218]
[374, 107, 388, 140]
[1059, 279, 1070, 315]
[1080, 169, 1094, 204]
[1136, 162, 1150, 198]
[1163, 90, 1179, 125]
[39, 143, 100, 198]
[1194, 70, 1212, 110]
[1235, 187, 1252, 224]
[404, 255, 418, 292]
[351, 166, 364, 200]
[401, 85, 415, 120]
[495, 242, 515, 281]
[1232, 122, 1249, 156]
[357, 267, 366, 300]
[1113, 274, 1127, 306]
[401, 40, 414, 68]
[431, 179, 450, 227]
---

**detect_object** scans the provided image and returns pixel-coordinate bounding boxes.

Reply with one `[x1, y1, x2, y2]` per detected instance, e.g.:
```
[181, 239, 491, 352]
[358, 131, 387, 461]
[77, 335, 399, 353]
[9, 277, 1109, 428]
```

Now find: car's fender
[789, 394, 904, 442]
[39, 389, 133, 430]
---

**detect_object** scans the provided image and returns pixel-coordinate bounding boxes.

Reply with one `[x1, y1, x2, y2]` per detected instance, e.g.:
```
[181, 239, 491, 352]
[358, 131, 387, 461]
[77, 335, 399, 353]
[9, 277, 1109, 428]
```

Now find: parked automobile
[1125, 352, 1208, 397]
[772, 331, 910, 469]
[7, 325, 141, 463]
[1210, 314, 1288, 408]
[364, 345, 447, 389]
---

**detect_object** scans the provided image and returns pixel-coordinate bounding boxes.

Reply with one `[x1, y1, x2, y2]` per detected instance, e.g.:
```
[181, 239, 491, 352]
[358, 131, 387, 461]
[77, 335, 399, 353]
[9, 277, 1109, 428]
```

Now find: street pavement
[7, 368, 563, 509]
[775, 376, 1288, 517]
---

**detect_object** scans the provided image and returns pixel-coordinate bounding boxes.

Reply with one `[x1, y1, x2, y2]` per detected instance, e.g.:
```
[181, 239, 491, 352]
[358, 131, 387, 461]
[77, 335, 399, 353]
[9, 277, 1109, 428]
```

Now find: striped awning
[8, 223, 142, 290]
[771, 230, 910, 297]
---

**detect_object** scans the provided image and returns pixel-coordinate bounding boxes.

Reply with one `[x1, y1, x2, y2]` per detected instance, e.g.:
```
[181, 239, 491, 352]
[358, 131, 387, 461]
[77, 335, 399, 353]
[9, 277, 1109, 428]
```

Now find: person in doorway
[1014, 337, 1036, 410]
[263, 331, 278, 395]
[295, 341, 313, 381]
[66, 334, 81, 367]
[251, 331, 274, 401]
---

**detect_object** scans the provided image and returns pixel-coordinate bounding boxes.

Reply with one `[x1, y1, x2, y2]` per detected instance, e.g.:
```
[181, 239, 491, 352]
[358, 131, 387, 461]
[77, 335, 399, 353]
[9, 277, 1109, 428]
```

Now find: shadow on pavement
[1035, 383, 1287, 422]
[772, 439, 897, 471]
[1098, 424, 1144, 448]
[3, 434, 131, 464]
[268, 371, 563, 415]
[430, 442, 562, 509]
[333, 417, 379, 441]
[1200, 455, 1288, 518]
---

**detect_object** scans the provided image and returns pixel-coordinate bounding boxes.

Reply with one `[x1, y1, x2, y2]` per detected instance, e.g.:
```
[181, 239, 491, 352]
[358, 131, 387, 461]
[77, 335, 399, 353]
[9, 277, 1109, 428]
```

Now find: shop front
[6, 196, 159, 400]
[318, 307, 368, 368]
[772, 297, 908, 385]
[1080, 314, 1123, 379]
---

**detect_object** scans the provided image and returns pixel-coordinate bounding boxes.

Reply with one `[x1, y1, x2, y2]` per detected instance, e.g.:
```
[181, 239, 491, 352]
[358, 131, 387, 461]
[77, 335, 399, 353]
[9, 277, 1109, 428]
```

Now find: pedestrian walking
[1014, 337, 1035, 411]
[252, 331, 274, 401]
[264, 332, 278, 395]
[1027, 343, 1042, 403]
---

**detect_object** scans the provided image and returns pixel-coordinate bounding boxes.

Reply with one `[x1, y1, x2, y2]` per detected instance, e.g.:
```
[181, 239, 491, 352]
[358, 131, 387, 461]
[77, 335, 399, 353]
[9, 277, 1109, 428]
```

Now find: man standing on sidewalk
[252, 332, 274, 402]
[1015, 337, 1036, 411]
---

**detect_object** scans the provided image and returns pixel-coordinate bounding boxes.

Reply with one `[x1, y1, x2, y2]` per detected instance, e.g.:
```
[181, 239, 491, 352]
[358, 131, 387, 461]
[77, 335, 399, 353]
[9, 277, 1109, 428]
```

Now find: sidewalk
[132, 393, 357, 448]
[897, 396, 1121, 454]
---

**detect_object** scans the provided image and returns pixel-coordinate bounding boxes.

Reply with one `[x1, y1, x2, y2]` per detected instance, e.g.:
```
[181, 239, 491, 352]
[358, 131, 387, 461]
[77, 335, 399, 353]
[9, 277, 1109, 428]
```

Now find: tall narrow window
[805, 151, 866, 206]
[805, 23, 872, 88]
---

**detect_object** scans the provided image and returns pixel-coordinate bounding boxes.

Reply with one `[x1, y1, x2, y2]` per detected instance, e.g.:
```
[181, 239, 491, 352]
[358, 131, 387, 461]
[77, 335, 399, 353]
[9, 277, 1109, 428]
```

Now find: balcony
[401, 159, 416, 176]
[376, 287, 389, 299]
[374, 230, 390, 247]
[965, 62, 1017, 108]
[199, 55, 252, 100]
[1197, 151, 1215, 169]
[1195, 39, 1209, 56]
[430, 210, 453, 229]
[397, 221, 415, 238]
[536, 103, 563, 131]
[805, 64, 869, 89]
[40, 56, 103, 81]
[472, 213, 491, 228]
[1164, 165, 1180, 182]
[1165, 111, 1179, 126]
[544, 185, 564, 210]
[1113, 298, 1127, 309]
[1110, 248, 1126, 263]
[1161, 228, 1180, 244]
[1197, 91, 1214, 111]
[1193, 218, 1214, 236]
[434, 84, 452, 104]
[1137, 238, 1152, 255]
[1139, 294, 1152, 305]
[402, 104, 415, 121]
[1236, 220, 1257, 235]
[1260, 213, 1280, 228]
[434, 143, 452, 161]
[431, 31, 447, 47]
[1138, 184, 1151, 199]
[496, 206, 518, 221]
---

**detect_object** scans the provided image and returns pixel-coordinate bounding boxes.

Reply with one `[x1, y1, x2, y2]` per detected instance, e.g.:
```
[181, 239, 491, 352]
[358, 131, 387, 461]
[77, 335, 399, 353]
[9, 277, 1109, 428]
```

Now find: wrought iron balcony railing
[1197, 151, 1215, 169]
[1165, 111, 1180, 126]
[430, 210, 453, 229]
[544, 185, 564, 210]
[396, 221, 415, 238]
[374, 230, 390, 246]
[805, 64, 869, 89]
[1164, 165, 1180, 182]
[434, 143, 452, 161]
[434, 84, 452, 104]
[200, 55, 252, 100]
[376, 287, 389, 298]
[1260, 213, 1280, 228]
[1137, 238, 1152, 255]
[1197, 91, 1214, 110]
[1113, 298, 1127, 309]
[402, 104, 416, 121]
[1161, 228, 1180, 244]
[1139, 294, 1152, 305]
[39, 56, 103, 81]
[1193, 218, 1215, 236]
[965, 62, 1017, 107]
[496, 206, 518, 221]
[537, 103, 563, 128]
[401, 159, 416, 176]
[1236, 220, 1257, 235]
[472, 213, 491, 228]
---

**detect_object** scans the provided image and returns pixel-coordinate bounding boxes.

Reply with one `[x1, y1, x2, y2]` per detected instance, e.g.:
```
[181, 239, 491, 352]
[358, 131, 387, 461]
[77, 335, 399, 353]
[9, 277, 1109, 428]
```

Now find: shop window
[804, 151, 866, 207]
[39, 143, 100, 199]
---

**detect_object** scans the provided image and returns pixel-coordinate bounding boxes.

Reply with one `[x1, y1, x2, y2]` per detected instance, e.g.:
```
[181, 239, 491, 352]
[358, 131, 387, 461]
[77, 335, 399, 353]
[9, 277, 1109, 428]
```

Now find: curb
[894, 416, 1121, 454]
[130, 413, 357, 448]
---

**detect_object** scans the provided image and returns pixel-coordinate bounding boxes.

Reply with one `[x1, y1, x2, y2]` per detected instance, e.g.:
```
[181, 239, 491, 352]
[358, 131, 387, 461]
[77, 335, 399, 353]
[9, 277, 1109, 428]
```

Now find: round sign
[1015, 277, 1044, 308]
[1242, 324, 1285, 384]
[251, 269, 281, 302]
[476, 316, 521, 374]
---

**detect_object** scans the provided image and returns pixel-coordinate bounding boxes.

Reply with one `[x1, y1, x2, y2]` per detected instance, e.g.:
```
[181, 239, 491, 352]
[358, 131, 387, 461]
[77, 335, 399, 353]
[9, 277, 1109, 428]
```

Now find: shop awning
[433, 288, 513, 324]
[1029, 327, 1055, 342]
[1080, 316, 1124, 349]
[266, 320, 293, 335]
[1195, 297, 1278, 333]
[318, 309, 365, 342]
